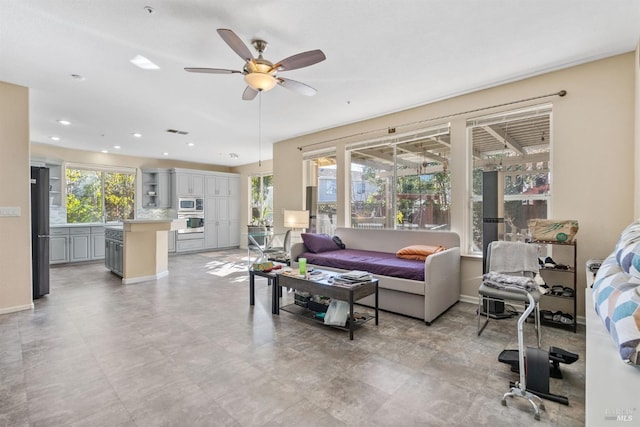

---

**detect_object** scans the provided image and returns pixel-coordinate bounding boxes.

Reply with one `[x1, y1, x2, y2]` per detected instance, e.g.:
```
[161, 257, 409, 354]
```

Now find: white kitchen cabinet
[141, 169, 173, 209]
[176, 172, 204, 197]
[50, 227, 69, 264]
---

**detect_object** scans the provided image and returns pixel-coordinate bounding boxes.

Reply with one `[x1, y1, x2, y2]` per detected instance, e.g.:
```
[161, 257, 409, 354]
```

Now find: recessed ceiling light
[132, 133, 142, 138]
[114, 145, 121, 149]
[57, 120, 71, 126]
[130, 54, 160, 70]
[162, 152, 169, 156]
[187, 142, 195, 147]
[101, 150, 109, 154]
[50, 136, 60, 141]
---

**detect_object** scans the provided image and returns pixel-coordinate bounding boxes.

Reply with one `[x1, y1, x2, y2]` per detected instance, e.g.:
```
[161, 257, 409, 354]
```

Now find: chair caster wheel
[501, 399, 507, 406]
[539, 403, 545, 411]
[534, 413, 540, 421]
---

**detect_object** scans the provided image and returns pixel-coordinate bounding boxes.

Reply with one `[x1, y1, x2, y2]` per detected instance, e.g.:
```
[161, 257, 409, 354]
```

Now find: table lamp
[284, 209, 309, 246]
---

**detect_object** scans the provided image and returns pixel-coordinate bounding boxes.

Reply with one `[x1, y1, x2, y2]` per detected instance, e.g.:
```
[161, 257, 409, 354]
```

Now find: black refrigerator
[31, 166, 50, 299]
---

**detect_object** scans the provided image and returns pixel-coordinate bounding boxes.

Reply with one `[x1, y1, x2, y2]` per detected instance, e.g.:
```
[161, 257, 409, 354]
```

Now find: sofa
[290, 227, 461, 324]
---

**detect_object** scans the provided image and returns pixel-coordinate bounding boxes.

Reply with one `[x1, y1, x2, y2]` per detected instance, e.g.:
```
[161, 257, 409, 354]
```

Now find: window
[250, 174, 273, 226]
[303, 149, 337, 235]
[468, 105, 551, 254]
[348, 124, 451, 230]
[66, 166, 136, 223]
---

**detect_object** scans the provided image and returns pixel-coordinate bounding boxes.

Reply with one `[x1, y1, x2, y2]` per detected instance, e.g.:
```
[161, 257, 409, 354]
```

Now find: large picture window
[303, 150, 337, 235]
[348, 124, 451, 230]
[250, 174, 273, 226]
[66, 166, 136, 223]
[468, 105, 551, 254]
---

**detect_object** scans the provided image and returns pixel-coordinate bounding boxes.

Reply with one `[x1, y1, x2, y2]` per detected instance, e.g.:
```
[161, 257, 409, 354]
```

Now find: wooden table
[276, 270, 378, 340]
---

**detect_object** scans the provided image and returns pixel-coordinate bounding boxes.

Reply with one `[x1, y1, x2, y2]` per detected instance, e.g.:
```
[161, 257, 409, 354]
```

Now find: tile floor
[0, 250, 586, 426]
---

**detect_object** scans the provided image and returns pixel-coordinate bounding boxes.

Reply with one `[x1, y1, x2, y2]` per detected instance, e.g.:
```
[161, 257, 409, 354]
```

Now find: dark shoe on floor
[560, 313, 574, 324]
[544, 256, 557, 268]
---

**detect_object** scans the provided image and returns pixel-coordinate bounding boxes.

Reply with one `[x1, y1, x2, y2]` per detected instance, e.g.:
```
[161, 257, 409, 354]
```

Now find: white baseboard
[0, 303, 34, 315]
[122, 270, 169, 285]
[459, 293, 585, 326]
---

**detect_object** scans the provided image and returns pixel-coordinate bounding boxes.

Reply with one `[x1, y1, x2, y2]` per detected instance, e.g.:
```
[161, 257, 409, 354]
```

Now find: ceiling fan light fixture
[244, 73, 277, 91]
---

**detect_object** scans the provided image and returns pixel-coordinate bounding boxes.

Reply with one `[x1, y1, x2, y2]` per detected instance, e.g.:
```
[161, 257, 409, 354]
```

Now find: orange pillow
[396, 245, 446, 261]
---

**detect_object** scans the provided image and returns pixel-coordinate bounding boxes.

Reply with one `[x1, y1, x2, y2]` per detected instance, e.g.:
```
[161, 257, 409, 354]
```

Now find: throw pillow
[301, 233, 341, 253]
[332, 235, 346, 249]
[396, 244, 446, 261]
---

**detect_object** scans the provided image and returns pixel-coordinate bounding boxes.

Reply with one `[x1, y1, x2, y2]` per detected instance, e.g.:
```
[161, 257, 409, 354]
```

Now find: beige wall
[0, 82, 33, 313]
[273, 53, 637, 318]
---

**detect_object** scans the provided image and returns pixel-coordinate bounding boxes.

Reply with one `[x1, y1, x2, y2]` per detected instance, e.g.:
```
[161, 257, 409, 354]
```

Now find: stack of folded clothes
[482, 271, 537, 292]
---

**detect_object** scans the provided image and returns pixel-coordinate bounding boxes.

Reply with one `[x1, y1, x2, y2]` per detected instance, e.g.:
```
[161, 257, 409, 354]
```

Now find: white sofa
[290, 227, 461, 324]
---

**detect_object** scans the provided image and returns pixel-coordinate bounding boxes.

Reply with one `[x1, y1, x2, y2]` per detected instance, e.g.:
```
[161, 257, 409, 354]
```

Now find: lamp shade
[283, 210, 309, 229]
[244, 73, 278, 91]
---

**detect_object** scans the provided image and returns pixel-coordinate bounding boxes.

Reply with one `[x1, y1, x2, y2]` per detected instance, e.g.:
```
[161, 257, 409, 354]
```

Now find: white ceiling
[1, 1, 639, 167]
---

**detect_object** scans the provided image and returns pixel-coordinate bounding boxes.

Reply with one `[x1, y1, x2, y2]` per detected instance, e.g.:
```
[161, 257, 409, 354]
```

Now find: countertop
[51, 222, 120, 228]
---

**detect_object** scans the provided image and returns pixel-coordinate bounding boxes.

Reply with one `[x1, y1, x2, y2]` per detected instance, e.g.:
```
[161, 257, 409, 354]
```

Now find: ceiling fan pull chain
[258, 92, 262, 167]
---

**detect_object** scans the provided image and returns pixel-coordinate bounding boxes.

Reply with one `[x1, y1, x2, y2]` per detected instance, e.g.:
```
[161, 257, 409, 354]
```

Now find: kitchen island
[112, 219, 186, 284]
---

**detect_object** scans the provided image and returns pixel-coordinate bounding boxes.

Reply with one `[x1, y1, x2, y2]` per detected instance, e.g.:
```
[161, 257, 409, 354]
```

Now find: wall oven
[177, 212, 204, 234]
[177, 197, 204, 234]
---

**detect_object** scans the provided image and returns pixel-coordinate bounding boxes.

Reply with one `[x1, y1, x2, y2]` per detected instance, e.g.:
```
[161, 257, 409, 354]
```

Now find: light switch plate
[0, 207, 21, 217]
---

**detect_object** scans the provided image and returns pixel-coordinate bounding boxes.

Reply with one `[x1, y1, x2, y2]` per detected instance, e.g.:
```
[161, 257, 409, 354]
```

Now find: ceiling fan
[185, 28, 326, 101]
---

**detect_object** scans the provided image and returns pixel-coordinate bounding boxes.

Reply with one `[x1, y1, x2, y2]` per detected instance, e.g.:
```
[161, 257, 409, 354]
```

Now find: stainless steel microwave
[178, 197, 203, 212]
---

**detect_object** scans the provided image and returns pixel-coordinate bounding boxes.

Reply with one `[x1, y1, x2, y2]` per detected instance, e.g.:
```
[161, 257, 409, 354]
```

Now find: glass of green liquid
[298, 258, 307, 275]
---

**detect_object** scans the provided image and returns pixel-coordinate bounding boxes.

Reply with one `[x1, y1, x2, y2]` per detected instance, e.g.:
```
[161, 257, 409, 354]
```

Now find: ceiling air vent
[166, 129, 189, 135]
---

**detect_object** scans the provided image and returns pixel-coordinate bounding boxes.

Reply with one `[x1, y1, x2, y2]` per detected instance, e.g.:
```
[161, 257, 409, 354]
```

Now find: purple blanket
[301, 249, 424, 281]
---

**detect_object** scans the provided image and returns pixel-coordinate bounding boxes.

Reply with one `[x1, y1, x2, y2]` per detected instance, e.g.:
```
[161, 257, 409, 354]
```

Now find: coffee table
[275, 269, 378, 340]
[248, 268, 282, 314]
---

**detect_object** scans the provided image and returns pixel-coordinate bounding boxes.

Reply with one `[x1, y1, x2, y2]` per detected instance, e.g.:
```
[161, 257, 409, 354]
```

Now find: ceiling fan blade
[274, 50, 326, 71]
[184, 67, 242, 74]
[217, 28, 253, 62]
[277, 77, 317, 96]
[242, 86, 259, 101]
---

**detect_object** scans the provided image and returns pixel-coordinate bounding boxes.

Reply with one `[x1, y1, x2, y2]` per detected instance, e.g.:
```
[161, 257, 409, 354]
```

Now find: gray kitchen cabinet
[105, 228, 123, 276]
[69, 228, 91, 262]
[175, 171, 204, 197]
[168, 230, 176, 253]
[141, 169, 173, 209]
[47, 162, 63, 207]
[90, 226, 105, 260]
[204, 173, 240, 250]
[204, 196, 232, 249]
[229, 176, 240, 245]
[50, 227, 69, 264]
